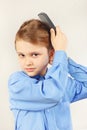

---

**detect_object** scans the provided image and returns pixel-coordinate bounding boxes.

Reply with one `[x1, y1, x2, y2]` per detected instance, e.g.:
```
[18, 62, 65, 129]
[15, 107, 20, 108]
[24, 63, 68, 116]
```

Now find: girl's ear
[49, 49, 54, 65]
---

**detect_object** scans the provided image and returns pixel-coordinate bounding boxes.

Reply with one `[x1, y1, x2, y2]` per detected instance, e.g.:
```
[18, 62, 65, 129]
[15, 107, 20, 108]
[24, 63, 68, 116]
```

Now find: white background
[0, 0, 87, 130]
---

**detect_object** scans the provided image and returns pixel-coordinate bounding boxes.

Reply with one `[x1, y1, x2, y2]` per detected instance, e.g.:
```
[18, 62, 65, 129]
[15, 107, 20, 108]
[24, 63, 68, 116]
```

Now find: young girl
[8, 19, 87, 130]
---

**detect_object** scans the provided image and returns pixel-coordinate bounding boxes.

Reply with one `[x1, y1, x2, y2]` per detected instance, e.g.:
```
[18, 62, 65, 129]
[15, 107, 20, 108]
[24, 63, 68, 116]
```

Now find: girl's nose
[25, 57, 33, 66]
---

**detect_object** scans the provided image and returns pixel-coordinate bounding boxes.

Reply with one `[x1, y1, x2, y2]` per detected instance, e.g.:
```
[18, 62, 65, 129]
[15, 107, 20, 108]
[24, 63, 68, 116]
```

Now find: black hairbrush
[38, 12, 56, 33]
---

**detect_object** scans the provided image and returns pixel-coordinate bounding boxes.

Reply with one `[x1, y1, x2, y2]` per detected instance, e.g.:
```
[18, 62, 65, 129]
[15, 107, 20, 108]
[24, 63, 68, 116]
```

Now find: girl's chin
[24, 71, 38, 77]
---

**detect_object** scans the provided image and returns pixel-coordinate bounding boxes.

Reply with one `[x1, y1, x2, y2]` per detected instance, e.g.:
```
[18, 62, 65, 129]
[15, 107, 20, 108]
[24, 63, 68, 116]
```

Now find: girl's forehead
[16, 40, 48, 53]
[16, 39, 47, 48]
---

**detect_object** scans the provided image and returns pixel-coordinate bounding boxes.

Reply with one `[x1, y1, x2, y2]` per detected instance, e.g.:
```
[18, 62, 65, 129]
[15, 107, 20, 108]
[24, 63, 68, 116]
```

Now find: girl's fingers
[56, 26, 64, 37]
[56, 26, 60, 35]
[50, 28, 55, 41]
[50, 25, 67, 51]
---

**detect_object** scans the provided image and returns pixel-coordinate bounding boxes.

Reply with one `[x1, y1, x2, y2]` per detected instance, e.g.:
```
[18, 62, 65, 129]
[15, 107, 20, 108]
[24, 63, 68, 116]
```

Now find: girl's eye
[18, 54, 25, 58]
[32, 53, 39, 57]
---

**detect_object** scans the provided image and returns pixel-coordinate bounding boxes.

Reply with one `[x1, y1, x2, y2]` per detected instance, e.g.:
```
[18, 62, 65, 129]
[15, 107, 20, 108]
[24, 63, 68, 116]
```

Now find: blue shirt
[8, 51, 87, 130]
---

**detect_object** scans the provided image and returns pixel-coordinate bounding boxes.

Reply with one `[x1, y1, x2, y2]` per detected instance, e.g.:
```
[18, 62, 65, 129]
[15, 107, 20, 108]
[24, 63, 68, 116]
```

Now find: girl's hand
[50, 26, 67, 51]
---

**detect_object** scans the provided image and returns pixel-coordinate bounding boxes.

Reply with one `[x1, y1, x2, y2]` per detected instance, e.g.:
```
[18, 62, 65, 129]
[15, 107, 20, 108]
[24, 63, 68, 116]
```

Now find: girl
[8, 19, 87, 130]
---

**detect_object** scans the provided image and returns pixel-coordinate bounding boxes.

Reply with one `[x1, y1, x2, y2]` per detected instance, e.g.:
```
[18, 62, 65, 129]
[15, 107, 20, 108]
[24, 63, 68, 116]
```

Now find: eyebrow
[17, 51, 41, 55]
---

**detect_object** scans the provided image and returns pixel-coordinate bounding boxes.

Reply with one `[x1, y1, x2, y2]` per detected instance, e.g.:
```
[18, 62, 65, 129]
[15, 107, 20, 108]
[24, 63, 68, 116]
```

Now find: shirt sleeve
[68, 58, 87, 82]
[8, 51, 69, 111]
[66, 58, 87, 102]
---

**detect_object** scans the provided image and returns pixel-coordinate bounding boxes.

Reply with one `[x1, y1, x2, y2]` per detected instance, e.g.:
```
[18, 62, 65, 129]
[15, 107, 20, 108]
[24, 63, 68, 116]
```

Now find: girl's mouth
[25, 68, 35, 72]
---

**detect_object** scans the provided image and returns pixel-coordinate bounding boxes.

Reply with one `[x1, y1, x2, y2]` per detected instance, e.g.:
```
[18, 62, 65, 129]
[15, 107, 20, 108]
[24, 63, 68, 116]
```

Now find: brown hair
[15, 19, 53, 50]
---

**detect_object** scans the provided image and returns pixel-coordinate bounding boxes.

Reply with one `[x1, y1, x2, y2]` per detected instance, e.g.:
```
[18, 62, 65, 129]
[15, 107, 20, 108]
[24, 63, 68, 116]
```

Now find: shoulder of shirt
[8, 71, 38, 88]
[8, 71, 29, 92]
[8, 71, 30, 84]
[9, 71, 24, 79]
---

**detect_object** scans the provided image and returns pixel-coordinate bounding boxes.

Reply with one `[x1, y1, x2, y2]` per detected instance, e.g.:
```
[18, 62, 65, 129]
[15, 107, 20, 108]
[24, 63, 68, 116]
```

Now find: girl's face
[16, 40, 53, 77]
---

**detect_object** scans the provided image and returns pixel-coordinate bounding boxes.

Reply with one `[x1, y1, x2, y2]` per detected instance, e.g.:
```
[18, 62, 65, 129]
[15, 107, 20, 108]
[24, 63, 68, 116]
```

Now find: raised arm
[65, 58, 87, 102]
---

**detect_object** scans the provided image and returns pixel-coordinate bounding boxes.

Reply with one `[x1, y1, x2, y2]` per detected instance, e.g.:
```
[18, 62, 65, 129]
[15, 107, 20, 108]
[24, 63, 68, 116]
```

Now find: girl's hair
[15, 19, 53, 50]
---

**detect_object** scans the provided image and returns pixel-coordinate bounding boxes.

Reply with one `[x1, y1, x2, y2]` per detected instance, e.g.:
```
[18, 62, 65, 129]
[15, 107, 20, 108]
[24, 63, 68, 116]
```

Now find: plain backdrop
[0, 0, 87, 130]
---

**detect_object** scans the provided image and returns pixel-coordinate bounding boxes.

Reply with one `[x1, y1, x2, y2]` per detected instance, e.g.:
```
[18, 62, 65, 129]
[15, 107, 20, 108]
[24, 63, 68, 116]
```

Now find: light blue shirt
[8, 51, 87, 130]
